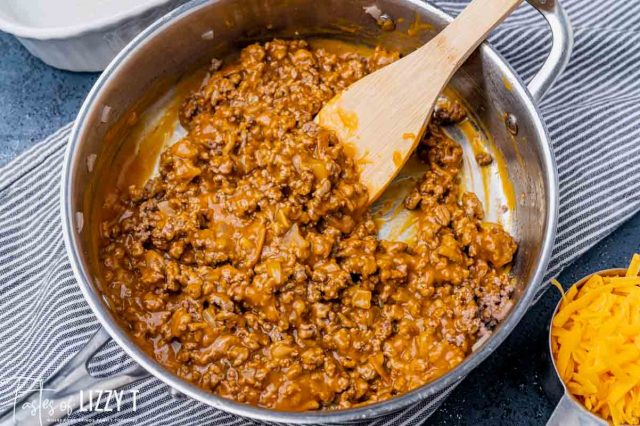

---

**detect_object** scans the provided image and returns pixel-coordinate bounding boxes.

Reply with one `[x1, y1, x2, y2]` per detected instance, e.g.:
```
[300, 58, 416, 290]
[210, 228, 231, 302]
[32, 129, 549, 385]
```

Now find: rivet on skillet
[377, 14, 396, 31]
[363, 5, 395, 31]
[505, 113, 519, 136]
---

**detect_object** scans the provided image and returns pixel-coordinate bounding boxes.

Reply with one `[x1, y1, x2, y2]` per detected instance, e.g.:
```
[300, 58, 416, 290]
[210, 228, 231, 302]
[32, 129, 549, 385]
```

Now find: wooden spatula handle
[436, 0, 523, 61]
[403, 0, 524, 84]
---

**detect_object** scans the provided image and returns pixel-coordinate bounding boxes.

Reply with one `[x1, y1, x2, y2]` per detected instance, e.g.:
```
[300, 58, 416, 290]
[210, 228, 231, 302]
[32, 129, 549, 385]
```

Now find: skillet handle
[0, 328, 149, 426]
[525, 0, 573, 102]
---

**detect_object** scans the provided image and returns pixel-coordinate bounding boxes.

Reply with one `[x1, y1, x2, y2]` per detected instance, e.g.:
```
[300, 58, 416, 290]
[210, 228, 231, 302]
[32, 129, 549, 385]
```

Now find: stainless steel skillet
[1, 0, 571, 424]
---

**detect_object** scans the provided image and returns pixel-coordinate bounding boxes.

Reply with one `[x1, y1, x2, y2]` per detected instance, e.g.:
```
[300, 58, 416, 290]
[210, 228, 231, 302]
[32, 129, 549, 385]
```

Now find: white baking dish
[0, 0, 185, 72]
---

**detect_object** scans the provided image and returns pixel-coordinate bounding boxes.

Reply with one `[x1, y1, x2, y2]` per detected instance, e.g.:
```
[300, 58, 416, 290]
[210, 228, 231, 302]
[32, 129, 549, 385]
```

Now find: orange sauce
[407, 12, 433, 36]
[458, 119, 492, 210]
[336, 107, 359, 132]
[331, 20, 362, 35]
[308, 38, 374, 56]
[341, 141, 358, 160]
[392, 150, 403, 167]
[457, 113, 517, 214]
[89, 67, 207, 258]
[402, 132, 416, 141]
[115, 69, 207, 190]
[116, 99, 180, 190]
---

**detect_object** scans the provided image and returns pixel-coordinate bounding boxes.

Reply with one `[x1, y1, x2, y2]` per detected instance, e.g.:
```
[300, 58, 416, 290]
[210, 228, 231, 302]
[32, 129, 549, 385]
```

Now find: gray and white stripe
[2, 0, 640, 424]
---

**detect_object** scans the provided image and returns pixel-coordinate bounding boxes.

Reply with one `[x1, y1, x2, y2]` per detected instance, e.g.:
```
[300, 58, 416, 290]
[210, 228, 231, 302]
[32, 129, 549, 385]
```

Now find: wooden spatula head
[317, 0, 523, 204]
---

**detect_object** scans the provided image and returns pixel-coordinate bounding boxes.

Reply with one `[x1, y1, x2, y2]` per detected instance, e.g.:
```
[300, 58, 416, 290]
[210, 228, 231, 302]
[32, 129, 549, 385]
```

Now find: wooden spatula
[317, 0, 523, 203]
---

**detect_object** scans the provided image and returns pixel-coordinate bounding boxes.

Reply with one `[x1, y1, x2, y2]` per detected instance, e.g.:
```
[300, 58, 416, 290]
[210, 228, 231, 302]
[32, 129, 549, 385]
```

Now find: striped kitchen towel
[2, 0, 640, 424]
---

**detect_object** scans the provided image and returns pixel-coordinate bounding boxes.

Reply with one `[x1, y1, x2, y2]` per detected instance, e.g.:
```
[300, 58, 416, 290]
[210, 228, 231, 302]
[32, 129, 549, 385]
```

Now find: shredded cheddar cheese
[551, 254, 640, 425]
[550, 278, 566, 300]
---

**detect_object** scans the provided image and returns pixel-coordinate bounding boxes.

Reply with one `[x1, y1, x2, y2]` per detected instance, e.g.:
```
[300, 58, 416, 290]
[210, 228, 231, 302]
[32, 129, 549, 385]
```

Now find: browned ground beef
[99, 39, 517, 411]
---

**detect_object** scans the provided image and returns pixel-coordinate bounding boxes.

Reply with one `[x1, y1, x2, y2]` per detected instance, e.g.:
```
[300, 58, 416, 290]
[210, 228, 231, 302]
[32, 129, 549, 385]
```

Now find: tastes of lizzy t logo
[1, 376, 139, 425]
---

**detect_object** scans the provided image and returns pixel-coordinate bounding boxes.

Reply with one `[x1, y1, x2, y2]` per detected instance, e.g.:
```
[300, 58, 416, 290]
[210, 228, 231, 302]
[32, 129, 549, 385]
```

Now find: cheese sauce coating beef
[99, 39, 517, 410]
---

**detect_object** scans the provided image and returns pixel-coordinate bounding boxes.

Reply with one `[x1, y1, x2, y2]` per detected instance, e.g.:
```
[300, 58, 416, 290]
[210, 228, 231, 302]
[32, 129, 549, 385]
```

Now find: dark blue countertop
[2, 31, 639, 425]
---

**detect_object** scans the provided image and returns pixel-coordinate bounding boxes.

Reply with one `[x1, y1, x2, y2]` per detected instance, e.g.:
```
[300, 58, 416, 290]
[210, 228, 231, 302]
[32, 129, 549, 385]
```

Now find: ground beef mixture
[99, 39, 517, 411]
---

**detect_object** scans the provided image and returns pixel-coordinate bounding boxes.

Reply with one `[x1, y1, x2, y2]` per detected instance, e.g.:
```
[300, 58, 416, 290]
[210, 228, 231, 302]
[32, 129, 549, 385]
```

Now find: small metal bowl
[546, 269, 626, 426]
